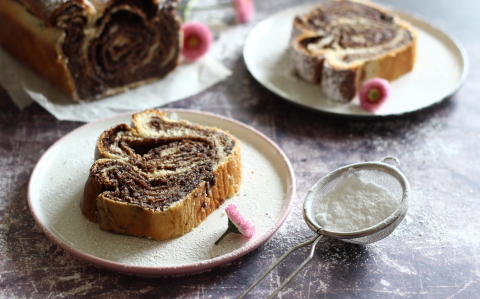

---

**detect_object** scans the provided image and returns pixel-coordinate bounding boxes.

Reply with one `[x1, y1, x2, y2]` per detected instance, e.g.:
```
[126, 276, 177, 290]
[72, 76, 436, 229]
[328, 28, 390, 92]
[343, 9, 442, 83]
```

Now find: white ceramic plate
[244, 4, 469, 117]
[28, 109, 296, 276]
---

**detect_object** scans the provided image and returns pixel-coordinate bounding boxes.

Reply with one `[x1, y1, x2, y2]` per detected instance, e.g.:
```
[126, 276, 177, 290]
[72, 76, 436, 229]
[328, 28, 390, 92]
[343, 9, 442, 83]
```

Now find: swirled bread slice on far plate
[290, 0, 417, 102]
[81, 110, 242, 241]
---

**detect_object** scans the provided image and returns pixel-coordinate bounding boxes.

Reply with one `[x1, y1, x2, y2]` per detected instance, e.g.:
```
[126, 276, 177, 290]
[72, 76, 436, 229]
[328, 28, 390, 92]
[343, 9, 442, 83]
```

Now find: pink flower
[233, 0, 254, 23]
[359, 78, 391, 113]
[181, 22, 213, 61]
[215, 204, 255, 245]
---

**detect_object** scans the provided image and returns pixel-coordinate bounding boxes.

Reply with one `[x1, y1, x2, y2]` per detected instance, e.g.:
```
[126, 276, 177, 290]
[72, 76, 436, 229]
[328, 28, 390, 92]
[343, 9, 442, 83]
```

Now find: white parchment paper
[0, 47, 231, 122]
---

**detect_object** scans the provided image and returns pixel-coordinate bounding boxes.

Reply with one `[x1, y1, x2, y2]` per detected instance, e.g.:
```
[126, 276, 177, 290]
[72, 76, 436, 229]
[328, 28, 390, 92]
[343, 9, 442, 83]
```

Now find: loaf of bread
[0, 0, 181, 102]
[290, 0, 417, 102]
[81, 110, 242, 241]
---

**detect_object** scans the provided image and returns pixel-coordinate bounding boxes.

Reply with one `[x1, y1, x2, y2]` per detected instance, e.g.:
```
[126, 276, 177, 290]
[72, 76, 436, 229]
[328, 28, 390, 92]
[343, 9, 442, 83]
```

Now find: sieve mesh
[304, 158, 409, 245]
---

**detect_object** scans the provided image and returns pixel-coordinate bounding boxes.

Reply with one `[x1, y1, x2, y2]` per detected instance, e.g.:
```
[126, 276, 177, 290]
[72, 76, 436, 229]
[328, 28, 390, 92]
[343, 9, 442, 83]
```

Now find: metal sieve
[239, 157, 410, 299]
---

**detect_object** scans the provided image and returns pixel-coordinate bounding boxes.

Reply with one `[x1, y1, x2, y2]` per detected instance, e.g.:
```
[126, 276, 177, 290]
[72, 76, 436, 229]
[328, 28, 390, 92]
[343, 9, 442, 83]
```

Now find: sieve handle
[380, 156, 400, 166]
[238, 234, 324, 299]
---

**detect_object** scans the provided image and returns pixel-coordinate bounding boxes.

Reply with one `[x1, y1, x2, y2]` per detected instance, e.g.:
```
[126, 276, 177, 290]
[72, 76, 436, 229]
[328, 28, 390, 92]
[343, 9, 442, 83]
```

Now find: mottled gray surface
[1, 0, 480, 298]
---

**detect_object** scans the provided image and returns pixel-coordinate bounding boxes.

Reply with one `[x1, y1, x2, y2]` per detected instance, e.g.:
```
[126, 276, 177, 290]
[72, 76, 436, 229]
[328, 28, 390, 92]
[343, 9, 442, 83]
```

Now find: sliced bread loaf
[81, 110, 242, 241]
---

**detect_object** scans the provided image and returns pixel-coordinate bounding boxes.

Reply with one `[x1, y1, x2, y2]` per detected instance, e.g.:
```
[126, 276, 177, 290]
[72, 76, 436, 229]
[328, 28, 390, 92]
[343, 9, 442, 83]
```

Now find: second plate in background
[244, 3, 468, 117]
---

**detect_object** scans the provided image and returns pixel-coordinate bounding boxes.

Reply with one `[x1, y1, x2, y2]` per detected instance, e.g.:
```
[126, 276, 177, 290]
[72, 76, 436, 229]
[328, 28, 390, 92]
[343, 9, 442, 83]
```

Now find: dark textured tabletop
[1, 0, 479, 298]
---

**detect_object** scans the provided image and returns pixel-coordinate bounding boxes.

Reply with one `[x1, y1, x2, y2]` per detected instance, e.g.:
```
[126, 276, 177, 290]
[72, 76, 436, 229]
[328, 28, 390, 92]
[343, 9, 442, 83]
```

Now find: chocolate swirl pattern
[0, 0, 181, 101]
[290, 0, 417, 102]
[82, 110, 242, 241]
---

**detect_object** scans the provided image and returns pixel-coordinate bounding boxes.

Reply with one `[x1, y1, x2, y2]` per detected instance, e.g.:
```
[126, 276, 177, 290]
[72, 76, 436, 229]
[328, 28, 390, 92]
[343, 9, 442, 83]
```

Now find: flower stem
[182, 0, 199, 23]
[215, 229, 232, 245]
[215, 218, 241, 245]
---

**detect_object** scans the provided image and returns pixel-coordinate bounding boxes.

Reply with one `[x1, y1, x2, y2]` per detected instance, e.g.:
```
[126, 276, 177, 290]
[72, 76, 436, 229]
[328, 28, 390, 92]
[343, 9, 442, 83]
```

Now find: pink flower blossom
[181, 22, 213, 61]
[215, 204, 255, 245]
[233, 0, 254, 23]
[225, 204, 255, 237]
[359, 78, 391, 113]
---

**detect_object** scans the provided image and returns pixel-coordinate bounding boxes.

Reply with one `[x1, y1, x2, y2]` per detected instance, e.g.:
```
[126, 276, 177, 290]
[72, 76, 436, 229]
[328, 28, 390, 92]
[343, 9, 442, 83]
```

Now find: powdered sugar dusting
[290, 44, 319, 84]
[29, 112, 293, 270]
[381, 279, 391, 287]
[315, 169, 398, 232]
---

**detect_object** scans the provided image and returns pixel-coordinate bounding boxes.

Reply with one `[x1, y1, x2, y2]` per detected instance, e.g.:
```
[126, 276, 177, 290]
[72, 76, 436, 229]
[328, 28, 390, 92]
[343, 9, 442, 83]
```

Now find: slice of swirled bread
[290, 0, 417, 102]
[81, 109, 242, 241]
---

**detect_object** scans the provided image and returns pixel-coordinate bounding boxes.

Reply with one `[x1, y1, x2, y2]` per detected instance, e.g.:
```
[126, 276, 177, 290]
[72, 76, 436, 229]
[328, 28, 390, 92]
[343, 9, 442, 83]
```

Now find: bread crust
[0, 0, 75, 96]
[81, 110, 242, 241]
[364, 20, 417, 81]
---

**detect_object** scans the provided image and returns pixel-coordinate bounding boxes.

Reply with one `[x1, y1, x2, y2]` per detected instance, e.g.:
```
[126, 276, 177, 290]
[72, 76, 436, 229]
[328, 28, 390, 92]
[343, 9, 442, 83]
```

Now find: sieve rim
[303, 158, 410, 239]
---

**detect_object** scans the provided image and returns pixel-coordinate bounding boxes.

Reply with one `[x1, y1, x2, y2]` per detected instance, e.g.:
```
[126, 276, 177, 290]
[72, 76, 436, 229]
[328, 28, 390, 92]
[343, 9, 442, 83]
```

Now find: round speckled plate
[28, 109, 295, 276]
[244, 3, 468, 117]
